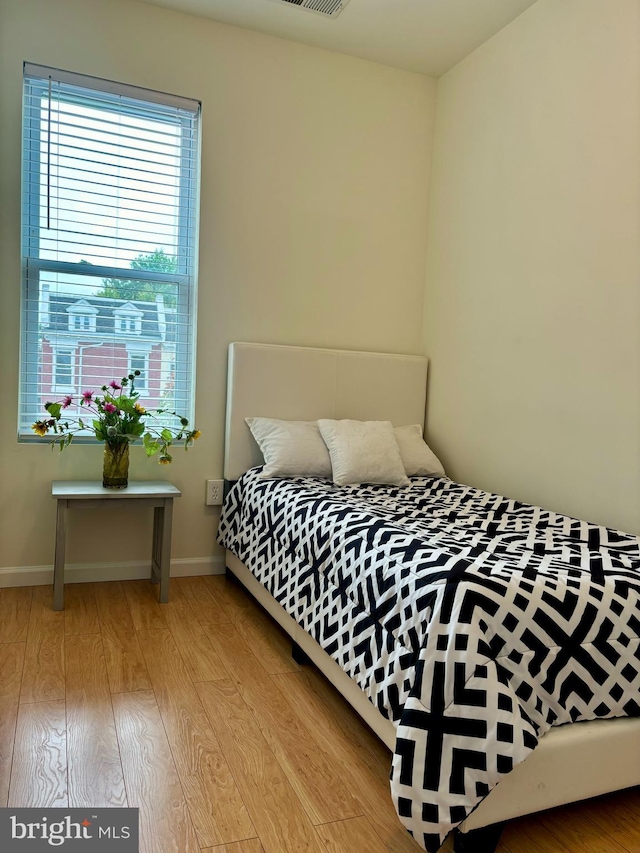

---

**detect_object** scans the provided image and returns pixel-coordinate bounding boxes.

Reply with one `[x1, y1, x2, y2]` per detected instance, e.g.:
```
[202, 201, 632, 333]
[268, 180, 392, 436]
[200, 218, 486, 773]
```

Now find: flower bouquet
[32, 371, 200, 487]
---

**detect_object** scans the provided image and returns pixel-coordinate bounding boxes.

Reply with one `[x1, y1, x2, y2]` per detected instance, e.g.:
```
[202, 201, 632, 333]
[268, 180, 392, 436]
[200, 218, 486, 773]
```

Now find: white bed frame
[223, 342, 640, 842]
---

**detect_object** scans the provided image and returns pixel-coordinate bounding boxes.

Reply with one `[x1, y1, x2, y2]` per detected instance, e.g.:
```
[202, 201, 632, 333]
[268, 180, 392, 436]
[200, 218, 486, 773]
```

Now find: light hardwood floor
[0, 577, 639, 853]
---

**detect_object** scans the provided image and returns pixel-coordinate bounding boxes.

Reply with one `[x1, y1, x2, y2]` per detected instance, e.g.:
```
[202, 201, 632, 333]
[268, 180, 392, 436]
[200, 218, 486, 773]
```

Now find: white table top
[52, 480, 182, 499]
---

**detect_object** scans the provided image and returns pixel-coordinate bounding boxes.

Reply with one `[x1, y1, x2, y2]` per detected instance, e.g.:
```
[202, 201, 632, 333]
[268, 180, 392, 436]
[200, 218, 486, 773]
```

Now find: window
[129, 353, 148, 392]
[67, 300, 98, 333]
[19, 64, 200, 437]
[53, 348, 74, 390]
[71, 315, 89, 332]
[114, 303, 144, 336]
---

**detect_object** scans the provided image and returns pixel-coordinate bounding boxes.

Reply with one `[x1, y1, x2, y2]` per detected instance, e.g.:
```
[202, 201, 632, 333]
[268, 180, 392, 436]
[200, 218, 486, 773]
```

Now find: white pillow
[394, 424, 446, 478]
[245, 418, 332, 479]
[317, 419, 410, 487]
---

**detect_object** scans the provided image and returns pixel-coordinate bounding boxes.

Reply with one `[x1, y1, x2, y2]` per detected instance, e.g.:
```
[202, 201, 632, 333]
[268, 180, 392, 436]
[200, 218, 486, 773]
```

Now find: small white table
[51, 480, 182, 611]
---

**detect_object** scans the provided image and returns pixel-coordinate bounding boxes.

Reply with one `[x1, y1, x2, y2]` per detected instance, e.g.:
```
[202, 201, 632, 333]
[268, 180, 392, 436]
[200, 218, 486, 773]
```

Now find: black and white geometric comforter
[218, 469, 640, 852]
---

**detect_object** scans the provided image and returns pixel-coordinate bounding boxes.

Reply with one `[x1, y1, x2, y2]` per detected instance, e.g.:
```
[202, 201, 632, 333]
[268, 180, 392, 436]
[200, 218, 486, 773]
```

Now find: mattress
[218, 469, 640, 852]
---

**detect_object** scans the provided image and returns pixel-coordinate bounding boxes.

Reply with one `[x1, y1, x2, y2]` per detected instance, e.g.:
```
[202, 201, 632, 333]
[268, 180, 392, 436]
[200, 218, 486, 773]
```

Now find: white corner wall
[424, 0, 640, 533]
[0, 0, 435, 578]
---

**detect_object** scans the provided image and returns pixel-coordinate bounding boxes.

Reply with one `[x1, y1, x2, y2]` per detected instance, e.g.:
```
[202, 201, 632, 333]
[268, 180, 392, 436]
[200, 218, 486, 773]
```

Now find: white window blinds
[19, 63, 200, 438]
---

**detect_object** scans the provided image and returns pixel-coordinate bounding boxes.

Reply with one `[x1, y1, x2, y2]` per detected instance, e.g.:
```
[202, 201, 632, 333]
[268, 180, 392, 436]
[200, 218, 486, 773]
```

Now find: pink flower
[82, 390, 93, 402]
[62, 396, 73, 409]
[109, 381, 121, 390]
[104, 403, 118, 413]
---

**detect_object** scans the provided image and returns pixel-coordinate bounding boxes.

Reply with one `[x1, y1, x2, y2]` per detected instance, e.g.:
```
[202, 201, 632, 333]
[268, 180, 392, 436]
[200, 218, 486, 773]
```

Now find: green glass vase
[103, 441, 130, 488]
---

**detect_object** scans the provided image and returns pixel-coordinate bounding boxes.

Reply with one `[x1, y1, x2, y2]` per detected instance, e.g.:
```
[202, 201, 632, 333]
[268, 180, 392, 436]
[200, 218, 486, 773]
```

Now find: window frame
[19, 65, 200, 441]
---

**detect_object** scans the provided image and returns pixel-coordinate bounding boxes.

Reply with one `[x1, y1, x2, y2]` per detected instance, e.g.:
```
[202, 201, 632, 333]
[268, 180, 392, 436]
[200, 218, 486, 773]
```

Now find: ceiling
[138, 0, 539, 77]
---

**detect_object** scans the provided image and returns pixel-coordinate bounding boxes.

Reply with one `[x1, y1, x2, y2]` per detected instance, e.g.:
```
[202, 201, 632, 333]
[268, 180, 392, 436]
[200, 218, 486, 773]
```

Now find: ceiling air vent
[272, 0, 352, 19]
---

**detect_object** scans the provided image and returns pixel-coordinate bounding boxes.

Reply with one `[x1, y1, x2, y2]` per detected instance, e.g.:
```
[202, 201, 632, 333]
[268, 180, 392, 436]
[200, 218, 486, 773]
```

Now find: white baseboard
[0, 556, 226, 588]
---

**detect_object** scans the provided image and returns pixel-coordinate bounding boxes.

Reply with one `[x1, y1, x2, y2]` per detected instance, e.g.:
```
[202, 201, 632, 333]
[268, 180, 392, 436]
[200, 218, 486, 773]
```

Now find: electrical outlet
[205, 479, 224, 506]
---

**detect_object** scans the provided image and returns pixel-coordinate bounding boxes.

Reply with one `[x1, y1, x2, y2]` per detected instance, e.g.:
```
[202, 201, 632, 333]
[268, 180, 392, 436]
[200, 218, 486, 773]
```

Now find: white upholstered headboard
[224, 342, 428, 480]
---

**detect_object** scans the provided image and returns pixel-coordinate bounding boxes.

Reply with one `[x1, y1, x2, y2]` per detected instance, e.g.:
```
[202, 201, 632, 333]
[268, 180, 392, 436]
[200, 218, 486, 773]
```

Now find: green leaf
[93, 420, 106, 441]
[78, 418, 85, 429]
[45, 403, 62, 419]
[161, 429, 173, 442]
[145, 441, 161, 457]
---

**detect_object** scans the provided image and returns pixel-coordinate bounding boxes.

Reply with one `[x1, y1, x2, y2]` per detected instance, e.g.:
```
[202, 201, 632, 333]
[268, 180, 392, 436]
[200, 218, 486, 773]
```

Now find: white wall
[0, 0, 436, 576]
[424, 0, 640, 533]
[4, 0, 633, 579]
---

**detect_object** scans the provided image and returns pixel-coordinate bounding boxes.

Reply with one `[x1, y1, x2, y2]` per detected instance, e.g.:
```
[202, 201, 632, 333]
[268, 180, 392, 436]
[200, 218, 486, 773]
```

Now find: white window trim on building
[67, 300, 98, 334]
[52, 345, 75, 393]
[128, 350, 150, 393]
[114, 302, 144, 337]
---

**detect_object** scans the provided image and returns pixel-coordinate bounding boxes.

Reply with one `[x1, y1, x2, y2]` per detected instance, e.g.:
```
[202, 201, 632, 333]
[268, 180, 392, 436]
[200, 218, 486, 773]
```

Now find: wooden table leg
[151, 506, 162, 584]
[158, 497, 173, 603]
[53, 498, 68, 611]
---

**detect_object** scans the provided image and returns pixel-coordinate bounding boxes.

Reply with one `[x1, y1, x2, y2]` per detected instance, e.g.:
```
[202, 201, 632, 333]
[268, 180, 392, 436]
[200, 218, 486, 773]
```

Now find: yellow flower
[134, 403, 146, 415]
[158, 455, 172, 465]
[32, 421, 49, 436]
[192, 429, 201, 440]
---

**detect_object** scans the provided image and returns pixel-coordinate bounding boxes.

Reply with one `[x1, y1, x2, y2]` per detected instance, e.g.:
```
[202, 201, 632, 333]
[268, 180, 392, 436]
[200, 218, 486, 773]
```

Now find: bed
[218, 341, 640, 853]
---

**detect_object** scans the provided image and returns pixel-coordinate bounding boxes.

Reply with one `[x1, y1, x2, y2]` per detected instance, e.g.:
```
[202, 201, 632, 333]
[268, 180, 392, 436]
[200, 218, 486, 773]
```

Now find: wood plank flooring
[0, 575, 639, 853]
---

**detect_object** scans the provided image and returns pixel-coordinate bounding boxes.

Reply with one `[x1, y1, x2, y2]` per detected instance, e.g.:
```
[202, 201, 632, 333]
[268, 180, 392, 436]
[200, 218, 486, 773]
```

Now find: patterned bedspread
[218, 469, 640, 851]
